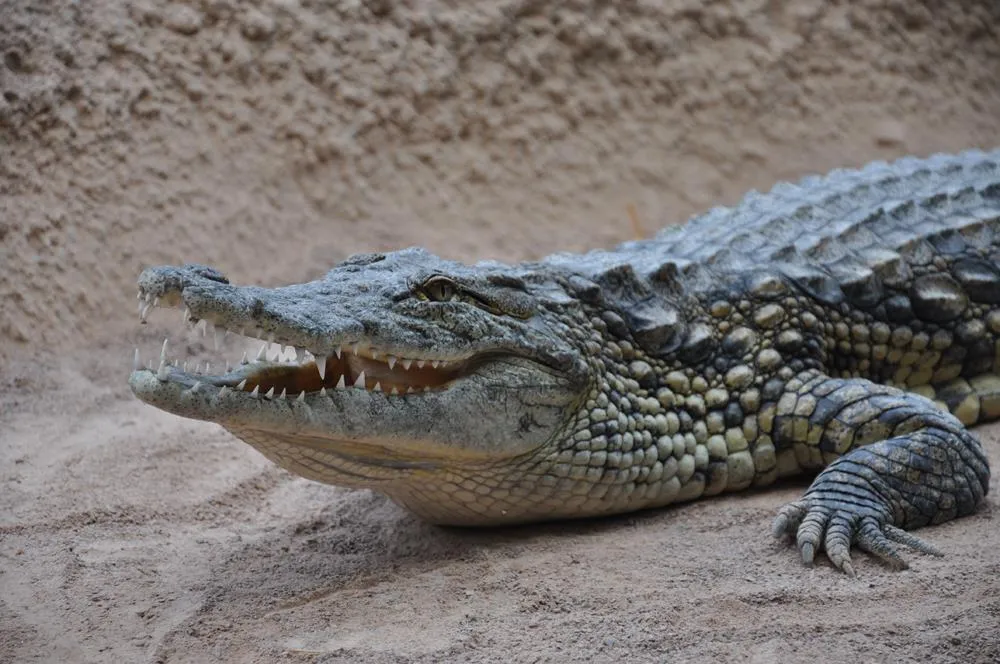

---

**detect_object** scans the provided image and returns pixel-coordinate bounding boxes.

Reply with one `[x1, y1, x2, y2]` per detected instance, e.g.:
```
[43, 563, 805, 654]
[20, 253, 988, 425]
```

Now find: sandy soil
[2, 1, 1000, 662]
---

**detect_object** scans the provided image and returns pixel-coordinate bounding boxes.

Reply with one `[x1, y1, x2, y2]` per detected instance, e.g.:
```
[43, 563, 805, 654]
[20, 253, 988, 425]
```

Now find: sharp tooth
[296, 391, 305, 403]
[315, 355, 327, 380]
[251, 385, 260, 397]
[241, 351, 249, 365]
[351, 343, 360, 355]
[416, 360, 426, 369]
[225, 360, 231, 372]
[334, 347, 342, 359]
[406, 386, 415, 394]
[320, 387, 328, 397]
[371, 350, 380, 360]
[372, 381, 382, 391]
[146, 360, 153, 370]
[160, 338, 169, 362]
[137, 290, 142, 300]
[156, 359, 169, 381]
[214, 328, 225, 350]
[236, 379, 247, 391]
[353, 371, 366, 388]
[256, 343, 268, 361]
[219, 386, 229, 397]
[401, 358, 412, 370]
[431, 360, 441, 369]
[386, 356, 397, 370]
[198, 319, 208, 337]
[265, 386, 275, 399]
[190, 381, 202, 393]
[389, 386, 398, 395]
[132, 348, 140, 372]
[182, 361, 189, 373]
[279, 388, 287, 399]
[336, 375, 346, 389]
[295, 347, 306, 362]
[140, 303, 152, 322]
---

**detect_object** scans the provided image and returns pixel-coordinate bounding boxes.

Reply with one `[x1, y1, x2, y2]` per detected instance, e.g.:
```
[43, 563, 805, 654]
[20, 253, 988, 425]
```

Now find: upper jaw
[132, 264, 583, 405]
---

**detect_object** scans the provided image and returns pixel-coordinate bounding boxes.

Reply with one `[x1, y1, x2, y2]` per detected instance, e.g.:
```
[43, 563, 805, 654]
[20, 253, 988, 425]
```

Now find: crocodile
[129, 149, 999, 576]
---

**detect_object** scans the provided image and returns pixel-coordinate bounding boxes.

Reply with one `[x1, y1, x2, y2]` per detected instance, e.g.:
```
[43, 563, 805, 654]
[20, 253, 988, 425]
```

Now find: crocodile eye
[421, 276, 458, 302]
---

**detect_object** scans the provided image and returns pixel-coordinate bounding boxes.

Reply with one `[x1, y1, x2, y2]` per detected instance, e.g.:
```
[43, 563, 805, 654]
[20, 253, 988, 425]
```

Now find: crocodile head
[129, 249, 594, 524]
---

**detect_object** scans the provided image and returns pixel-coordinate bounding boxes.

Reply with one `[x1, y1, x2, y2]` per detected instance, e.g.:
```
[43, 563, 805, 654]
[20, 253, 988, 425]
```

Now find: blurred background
[2, 3, 999, 662]
[2, 0, 998, 361]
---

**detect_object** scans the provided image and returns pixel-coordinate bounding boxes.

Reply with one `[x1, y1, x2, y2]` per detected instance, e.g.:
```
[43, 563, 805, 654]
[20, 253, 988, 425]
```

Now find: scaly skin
[129, 149, 999, 575]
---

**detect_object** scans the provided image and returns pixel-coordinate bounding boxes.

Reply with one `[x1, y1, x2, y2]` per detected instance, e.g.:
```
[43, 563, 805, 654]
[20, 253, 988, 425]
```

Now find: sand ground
[2, 1, 1000, 662]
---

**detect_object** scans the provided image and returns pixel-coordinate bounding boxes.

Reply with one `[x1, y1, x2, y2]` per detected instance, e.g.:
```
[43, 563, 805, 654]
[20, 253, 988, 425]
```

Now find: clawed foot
[771, 499, 942, 577]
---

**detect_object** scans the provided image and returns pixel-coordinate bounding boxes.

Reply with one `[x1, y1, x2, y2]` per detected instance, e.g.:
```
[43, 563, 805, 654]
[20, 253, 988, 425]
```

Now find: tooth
[352, 343, 360, 355]
[140, 303, 152, 322]
[296, 391, 306, 403]
[146, 360, 153, 370]
[156, 359, 169, 381]
[214, 328, 225, 350]
[265, 386, 275, 399]
[153, 296, 160, 307]
[336, 375, 346, 389]
[237, 379, 247, 391]
[183, 307, 192, 321]
[251, 385, 260, 397]
[389, 386, 398, 395]
[219, 386, 229, 397]
[256, 343, 268, 362]
[267, 332, 275, 344]
[183, 361, 189, 373]
[160, 338, 169, 362]
[241, 351, 249, 365]
[279, 388, 287, 399]
[371, 350, 380, 360]
[189, 381, 202, 393]
[294, 346, 305, 362]
[353, 371, 366, 388]
[416, 360, 426, 369]
[137, 290, 142, 300]
[401, 359, 412, 370]
[334, 347, 342, 359]
[386, 356, 397, 370]
[315, 355, 327, 380]
[372, 381, 382, 392]
[320, 387, 329, 397]
[225, 360, 232, 372]
[431, 360, 441, 369]
[198, 319, 208, 337]
[133, 348, 140, 372]
[406, 386, 415, 394]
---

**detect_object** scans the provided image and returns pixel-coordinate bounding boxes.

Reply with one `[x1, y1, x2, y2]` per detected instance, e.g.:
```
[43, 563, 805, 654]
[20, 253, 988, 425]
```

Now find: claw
[795, 507, 830, 566]
[882, 524, 943, 557]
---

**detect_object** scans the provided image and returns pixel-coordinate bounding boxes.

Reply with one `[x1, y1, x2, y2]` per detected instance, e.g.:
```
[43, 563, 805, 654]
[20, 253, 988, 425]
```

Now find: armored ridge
[129, 149, 998, 575]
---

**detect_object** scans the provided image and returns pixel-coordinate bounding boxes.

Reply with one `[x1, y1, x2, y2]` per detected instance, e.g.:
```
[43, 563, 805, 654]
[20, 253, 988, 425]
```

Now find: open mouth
[133, 291, 472, 400]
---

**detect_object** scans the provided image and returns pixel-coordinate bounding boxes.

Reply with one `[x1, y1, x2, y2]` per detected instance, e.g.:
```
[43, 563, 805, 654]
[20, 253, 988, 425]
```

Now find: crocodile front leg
[763, 371, 990, 575]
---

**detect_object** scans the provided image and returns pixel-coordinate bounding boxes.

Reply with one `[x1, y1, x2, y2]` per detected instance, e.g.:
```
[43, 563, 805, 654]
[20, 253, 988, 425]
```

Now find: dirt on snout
[2, 1, 999, 662]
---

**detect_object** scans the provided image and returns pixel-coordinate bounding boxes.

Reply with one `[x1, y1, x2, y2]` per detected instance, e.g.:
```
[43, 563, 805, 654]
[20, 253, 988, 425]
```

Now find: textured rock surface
[2, 1, 999, 663]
